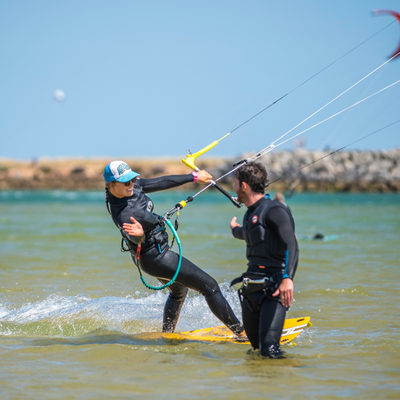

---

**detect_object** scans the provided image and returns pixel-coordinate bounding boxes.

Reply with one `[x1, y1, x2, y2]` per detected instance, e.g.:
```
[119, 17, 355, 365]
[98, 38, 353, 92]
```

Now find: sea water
[0, 190, 399, 399]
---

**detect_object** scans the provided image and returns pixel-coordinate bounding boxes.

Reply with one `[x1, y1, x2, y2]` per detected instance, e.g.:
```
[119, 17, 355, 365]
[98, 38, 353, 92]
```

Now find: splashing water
[0, 283, 242, 337]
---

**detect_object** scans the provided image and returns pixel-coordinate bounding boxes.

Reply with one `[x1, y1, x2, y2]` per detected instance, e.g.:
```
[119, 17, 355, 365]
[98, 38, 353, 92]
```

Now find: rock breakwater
[213, 148, 400, 192]
[0, 149, 399, 192]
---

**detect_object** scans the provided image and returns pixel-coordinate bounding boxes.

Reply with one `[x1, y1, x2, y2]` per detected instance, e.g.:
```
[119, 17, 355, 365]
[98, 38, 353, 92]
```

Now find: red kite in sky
[373, 9, 400, 59]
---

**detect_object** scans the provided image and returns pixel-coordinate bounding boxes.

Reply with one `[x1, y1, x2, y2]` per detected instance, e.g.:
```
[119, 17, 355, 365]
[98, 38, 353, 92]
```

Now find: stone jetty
[213, 148, 400, 192]
[0, 149, 399, 192]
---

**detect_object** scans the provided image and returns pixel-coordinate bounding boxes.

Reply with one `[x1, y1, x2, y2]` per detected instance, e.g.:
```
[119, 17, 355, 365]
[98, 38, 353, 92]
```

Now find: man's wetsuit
[109, 174, 243, 334]
[232, 196, 298, 356]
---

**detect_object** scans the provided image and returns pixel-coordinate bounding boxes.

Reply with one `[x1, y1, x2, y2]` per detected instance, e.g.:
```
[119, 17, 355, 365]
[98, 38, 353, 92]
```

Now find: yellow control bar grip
[182, 140, 219, 171]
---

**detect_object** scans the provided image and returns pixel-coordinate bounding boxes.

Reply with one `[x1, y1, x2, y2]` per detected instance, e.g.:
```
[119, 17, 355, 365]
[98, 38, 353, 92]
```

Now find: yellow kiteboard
[162, 316, 311, 345]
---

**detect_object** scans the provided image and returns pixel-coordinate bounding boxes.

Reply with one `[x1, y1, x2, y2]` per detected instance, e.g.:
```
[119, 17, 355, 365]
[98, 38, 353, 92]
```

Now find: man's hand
[230, 217, 241, 230]
[123, 217, 144, 240]
[197, 170, 213, 184]
[272, 278, 294, 308]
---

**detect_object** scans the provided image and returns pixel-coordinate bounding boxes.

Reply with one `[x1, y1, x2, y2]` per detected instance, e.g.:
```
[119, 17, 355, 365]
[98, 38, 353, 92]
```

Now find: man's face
[233, 176, 245, 203]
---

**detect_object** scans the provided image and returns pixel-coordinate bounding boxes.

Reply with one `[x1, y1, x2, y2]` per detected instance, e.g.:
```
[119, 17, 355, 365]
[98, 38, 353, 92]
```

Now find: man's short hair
[236, 162, 268, 194]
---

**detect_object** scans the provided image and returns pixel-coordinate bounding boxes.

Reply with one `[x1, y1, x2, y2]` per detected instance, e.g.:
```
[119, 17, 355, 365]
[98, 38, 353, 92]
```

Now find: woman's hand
[196, 170, 213, 184]
[272, 278, 294, 308]
[123, 217, 144, 240]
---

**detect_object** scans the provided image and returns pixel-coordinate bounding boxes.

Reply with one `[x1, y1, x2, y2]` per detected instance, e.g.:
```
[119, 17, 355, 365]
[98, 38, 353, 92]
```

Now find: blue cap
[103, 161, 140, 182]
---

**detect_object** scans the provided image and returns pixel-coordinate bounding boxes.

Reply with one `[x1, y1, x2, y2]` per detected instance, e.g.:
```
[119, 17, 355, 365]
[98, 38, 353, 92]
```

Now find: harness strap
[231, 271, 282, 300]
[136, 243, 141, 260]
[230, 276, 243, 286]
[230, 271, 278, 287]
[240, 279, 275, 297]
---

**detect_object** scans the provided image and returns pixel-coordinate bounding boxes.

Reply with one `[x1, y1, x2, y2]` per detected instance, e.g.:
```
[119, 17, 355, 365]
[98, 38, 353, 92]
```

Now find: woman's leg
[139, 248, 243, 334]
[158, 278, 188, 333]
[203, 290, 243, 334]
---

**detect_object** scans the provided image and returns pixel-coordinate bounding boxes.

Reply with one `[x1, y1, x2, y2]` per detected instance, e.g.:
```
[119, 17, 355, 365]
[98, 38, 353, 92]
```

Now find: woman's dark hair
[236, 162, 267, 194]
[105, 183, 111, 215]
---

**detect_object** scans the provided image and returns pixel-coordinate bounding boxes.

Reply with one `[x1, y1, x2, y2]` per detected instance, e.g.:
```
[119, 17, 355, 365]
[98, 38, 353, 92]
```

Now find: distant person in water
[104, 160, 245, 336]
[274, 192, 293, 214]
[273, 192, 286, 206]
[229, 162, 299, 358]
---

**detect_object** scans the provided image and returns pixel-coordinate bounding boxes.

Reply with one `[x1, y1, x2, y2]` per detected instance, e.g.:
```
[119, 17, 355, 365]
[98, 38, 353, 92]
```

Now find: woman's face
[109, 178, 136, 198]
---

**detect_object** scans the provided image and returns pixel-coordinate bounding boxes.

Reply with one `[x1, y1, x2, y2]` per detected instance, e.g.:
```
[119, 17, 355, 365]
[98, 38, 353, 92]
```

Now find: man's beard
[236, 187, 245, 203]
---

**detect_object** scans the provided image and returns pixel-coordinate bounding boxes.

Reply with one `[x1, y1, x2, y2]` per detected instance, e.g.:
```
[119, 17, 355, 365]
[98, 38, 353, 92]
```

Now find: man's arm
[266, 206, 298, 279]
[230, 217, 245, 240]
[267, 206, 299, 308]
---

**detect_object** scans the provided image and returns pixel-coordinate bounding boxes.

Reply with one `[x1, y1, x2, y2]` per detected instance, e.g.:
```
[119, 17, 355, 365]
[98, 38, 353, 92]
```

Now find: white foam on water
[0, 305, 10, 318]
[0, 284, 242, 336]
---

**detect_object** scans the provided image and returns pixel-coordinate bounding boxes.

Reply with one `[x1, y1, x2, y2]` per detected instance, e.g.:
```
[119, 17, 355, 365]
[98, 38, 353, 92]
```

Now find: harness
[120, 218, 182, 291]
[231, 271, 282, 305]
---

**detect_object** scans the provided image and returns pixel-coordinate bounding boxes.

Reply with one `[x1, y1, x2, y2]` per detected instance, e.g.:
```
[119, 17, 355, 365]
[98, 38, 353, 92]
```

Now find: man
[230, 162, 299, 358]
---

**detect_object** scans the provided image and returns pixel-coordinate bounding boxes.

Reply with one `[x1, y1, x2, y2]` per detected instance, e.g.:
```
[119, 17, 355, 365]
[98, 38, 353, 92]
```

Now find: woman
[104, 160, 244, 335]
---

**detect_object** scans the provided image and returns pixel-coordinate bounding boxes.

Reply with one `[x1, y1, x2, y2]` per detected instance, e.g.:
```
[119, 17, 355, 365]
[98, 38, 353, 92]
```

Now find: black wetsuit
[109, 174, 242, 334]
[232, 196, 298, 355]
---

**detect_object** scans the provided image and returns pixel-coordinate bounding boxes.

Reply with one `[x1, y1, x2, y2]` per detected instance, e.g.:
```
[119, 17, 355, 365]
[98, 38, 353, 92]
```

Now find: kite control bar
[182, 134, 241, 209]
[182, 139, 223, 170]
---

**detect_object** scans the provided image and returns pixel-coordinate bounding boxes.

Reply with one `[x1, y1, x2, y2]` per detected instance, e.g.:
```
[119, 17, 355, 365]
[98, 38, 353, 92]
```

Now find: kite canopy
[373, 9, 400, 59]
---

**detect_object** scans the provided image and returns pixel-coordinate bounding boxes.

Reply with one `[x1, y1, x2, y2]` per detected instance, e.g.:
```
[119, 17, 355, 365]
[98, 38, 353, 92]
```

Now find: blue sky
[1, 0, 399, 160]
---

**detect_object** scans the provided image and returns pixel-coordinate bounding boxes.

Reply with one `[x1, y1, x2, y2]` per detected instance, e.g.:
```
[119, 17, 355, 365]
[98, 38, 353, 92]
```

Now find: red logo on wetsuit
[252, 215, 258, 223]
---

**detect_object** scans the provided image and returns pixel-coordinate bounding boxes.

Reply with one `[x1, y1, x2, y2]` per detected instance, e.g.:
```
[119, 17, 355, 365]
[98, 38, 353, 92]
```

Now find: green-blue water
[1, 190, 399, 399]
